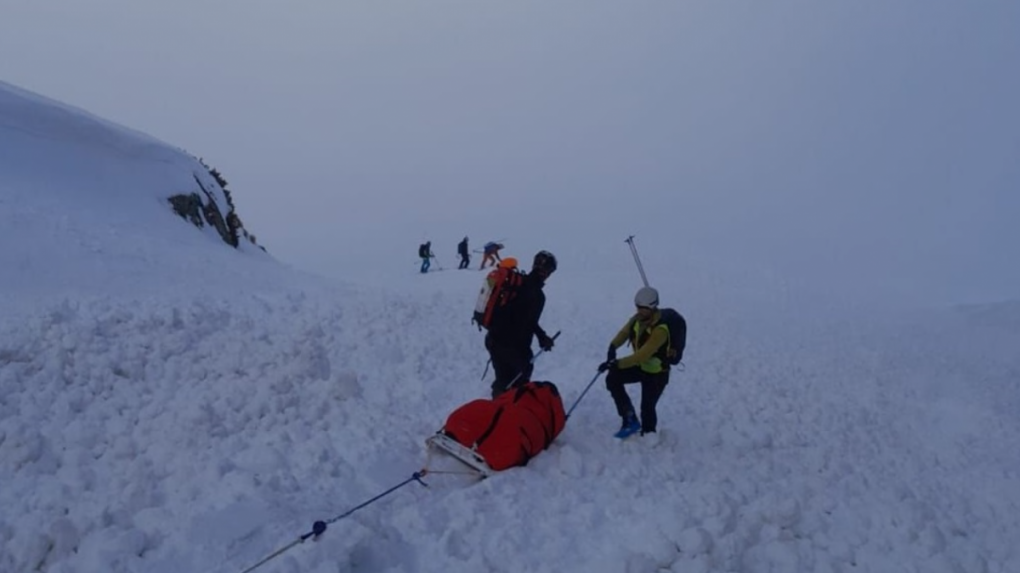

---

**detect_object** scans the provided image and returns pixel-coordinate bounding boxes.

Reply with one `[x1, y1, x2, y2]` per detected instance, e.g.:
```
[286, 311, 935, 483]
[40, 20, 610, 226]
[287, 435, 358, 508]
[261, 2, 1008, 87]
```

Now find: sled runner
[425, 432, 495, 478]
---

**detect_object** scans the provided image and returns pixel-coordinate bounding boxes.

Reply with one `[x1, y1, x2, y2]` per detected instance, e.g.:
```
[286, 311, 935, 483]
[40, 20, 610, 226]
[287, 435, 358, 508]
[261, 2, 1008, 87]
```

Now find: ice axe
[625, 235, 650, 287]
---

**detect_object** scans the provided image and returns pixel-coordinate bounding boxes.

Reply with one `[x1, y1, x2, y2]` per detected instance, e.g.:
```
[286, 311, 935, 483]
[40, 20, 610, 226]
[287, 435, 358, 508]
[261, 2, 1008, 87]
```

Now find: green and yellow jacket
[609, 310, 669, 374]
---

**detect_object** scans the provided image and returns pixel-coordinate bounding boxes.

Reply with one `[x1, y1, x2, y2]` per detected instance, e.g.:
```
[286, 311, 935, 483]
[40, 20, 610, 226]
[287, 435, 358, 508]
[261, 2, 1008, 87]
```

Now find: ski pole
[624, 235, 650, 287]
[503, 330, 561, 392]
[566, 370, 604, 419]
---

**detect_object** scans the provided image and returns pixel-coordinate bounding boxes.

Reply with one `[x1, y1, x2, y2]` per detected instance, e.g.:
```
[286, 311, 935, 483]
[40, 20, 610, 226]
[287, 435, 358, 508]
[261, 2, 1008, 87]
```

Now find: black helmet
[533, 250, 557, 273]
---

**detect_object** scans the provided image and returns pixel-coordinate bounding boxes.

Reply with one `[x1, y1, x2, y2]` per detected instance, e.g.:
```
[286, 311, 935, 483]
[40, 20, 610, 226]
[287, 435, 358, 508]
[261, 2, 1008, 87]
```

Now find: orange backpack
[472, 258, 523, 330]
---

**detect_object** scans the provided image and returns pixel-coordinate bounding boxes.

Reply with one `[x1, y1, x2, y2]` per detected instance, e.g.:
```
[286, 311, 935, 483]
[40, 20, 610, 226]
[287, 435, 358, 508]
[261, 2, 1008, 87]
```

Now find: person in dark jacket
[457, 237, 470, 269]
[485, 250, 557, 398]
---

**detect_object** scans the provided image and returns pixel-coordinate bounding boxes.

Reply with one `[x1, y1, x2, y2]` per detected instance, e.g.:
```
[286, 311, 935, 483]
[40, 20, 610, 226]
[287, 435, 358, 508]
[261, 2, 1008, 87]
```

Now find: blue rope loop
[299, 520, 327, 542]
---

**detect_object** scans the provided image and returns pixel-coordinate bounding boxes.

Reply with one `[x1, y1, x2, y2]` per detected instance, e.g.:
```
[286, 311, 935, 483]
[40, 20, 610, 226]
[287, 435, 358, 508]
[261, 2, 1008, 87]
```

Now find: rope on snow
[566, 370, 604, 419]
[235, 336, 621, 573]
[237, 471, 429, 573]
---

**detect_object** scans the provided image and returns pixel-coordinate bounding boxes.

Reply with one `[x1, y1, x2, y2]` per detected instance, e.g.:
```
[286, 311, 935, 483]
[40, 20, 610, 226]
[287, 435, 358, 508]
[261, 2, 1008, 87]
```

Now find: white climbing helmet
[634, 286, 659, 309]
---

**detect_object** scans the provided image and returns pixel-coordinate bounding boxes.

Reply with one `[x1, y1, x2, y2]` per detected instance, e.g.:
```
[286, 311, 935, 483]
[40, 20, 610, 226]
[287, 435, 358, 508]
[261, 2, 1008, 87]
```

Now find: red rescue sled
[426, 381, 567, 477]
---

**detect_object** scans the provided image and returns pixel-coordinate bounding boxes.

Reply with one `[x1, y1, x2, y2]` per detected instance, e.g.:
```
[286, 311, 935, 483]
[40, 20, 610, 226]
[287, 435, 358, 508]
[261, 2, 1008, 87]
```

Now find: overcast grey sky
[2, 0, 1017, 304]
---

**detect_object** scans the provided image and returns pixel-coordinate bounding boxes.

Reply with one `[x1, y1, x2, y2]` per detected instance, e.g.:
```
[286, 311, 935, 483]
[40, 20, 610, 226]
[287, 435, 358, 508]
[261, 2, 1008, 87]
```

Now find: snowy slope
[2, 83, 1019, 573]
[0, 80, 257, 306]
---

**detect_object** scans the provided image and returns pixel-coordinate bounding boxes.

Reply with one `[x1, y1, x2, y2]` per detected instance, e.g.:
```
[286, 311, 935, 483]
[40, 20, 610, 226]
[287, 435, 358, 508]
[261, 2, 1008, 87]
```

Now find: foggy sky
[2, 0, 1017, 304]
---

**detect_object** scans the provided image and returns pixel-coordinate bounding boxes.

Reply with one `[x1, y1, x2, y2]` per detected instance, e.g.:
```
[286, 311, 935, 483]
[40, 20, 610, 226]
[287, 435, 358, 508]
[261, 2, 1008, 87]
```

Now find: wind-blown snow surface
[2, 83, 1019, 573]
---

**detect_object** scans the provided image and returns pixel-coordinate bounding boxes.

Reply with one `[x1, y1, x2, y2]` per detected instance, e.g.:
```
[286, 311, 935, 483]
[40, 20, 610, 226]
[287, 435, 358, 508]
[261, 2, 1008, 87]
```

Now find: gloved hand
[607, 345, 617, 362]
[538, 333, 555, 352]
[597, 359, 618, 373]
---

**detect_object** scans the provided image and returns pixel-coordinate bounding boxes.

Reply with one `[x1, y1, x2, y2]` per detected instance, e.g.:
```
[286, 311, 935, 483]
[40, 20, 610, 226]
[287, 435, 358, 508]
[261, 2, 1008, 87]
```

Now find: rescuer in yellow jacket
[598, 286, 671, 439]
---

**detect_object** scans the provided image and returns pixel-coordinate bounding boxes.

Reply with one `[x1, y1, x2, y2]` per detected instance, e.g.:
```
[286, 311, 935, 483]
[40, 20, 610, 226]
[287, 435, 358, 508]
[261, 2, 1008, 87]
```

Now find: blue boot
[613, 413, 641, 439]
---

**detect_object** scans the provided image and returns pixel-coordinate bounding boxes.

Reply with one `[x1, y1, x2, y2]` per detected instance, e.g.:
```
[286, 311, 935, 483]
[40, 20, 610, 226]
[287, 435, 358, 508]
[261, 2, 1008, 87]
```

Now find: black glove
[607, 345, 617, 362]
[538, 333, 555, 352]
[598, 359, 617, 373]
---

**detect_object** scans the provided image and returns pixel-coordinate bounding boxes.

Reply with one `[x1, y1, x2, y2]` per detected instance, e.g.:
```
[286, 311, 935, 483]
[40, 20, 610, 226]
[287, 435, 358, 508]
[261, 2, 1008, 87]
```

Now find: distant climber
[458, 237, 471, 269]
[419, 241, 435, 273]
[479, 241, 504, 270]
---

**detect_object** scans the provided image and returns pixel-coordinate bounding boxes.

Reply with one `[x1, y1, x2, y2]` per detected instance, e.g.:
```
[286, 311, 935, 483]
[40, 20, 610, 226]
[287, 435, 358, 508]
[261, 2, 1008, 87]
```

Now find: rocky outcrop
[167, 164, 263, 251]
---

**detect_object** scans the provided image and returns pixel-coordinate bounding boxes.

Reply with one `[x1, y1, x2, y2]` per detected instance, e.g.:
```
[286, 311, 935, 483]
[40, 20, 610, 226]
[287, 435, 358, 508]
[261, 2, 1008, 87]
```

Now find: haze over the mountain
[2, 1, 1017, 305]
[2, 2, 1019, 572]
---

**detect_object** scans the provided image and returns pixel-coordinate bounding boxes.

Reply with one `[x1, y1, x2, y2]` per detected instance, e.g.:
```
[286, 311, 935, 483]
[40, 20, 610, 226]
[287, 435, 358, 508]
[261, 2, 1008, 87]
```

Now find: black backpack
[658, 308, 687, 365]
[419, 243, 428, 258]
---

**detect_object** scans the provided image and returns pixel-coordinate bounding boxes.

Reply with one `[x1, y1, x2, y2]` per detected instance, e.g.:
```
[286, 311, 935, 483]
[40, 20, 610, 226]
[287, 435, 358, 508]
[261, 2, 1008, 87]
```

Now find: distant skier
[479, 241, 504, 270]
[457, 237, 471, 269]
[419, 241, 434, 273]
[598, 286, 674, 440]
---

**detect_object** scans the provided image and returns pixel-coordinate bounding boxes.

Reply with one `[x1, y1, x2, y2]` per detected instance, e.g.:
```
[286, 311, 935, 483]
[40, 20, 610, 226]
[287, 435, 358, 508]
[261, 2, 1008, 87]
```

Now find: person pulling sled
[599, 286, 686, 439]
[474, 250, 558, 398]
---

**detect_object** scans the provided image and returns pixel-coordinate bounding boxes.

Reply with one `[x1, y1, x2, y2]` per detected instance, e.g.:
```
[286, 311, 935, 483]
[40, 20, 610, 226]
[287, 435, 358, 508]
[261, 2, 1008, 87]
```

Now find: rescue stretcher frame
[425, 432, 495, 478]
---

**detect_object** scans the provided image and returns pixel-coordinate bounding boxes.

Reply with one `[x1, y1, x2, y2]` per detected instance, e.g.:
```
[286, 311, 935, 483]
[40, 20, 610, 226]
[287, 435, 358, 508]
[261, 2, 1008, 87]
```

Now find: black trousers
[458, 253, 470, 269]
[485, 335, 533, 398]
[605, 365, 669, 433]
